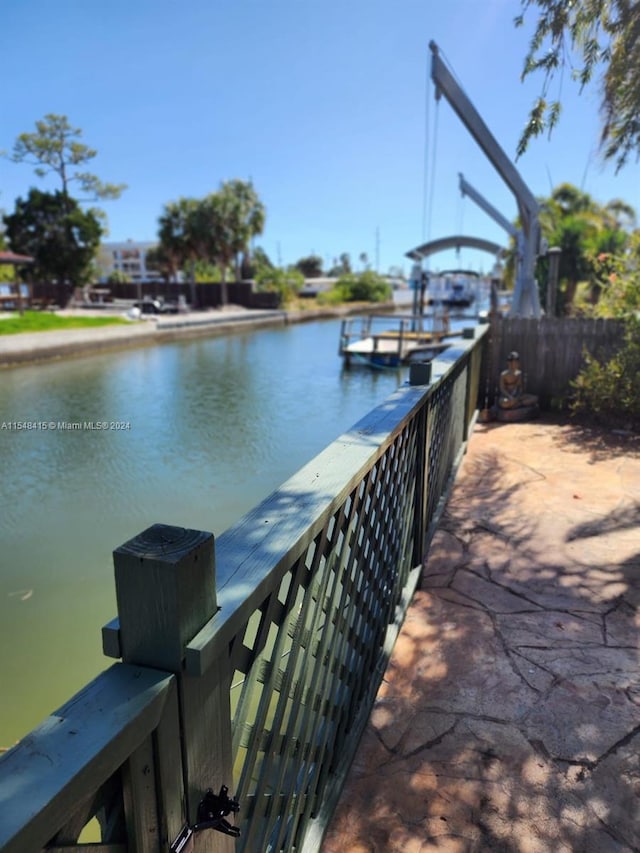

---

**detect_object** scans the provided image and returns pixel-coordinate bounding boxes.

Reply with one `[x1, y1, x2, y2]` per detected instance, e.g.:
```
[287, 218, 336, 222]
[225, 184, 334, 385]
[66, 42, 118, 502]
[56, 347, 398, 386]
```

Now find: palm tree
[157, 182, 266, 308]
[157, 198, 202, 306]
[537, 183, 636, 312]
[207, 180, 266, 306]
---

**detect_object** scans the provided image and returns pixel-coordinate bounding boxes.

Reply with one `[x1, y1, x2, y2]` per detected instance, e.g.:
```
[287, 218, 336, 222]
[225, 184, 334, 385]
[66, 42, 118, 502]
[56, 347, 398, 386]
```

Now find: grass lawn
[0, 311, 128, 335]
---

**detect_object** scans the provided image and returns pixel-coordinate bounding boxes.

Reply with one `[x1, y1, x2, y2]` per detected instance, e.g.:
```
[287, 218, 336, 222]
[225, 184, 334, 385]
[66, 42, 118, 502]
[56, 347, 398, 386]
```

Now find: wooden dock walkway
[339, 314, 457, 367]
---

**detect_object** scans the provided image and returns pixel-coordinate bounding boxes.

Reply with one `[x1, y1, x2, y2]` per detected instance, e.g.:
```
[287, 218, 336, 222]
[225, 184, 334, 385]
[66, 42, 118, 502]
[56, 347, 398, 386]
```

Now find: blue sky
[1, 0, 638, 275]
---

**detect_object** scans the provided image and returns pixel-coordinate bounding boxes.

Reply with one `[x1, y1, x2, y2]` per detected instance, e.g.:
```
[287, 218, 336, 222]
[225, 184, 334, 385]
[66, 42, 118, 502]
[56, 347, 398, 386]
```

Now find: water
[0, 317, 410, 746]
[0, 293, 486, 747]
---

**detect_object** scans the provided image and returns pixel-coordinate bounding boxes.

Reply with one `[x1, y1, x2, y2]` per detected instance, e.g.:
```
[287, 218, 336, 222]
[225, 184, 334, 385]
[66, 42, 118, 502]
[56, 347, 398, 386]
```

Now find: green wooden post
[462, 347, 474, 442]
[412, 398, 430, 577]
[112, 524, 236, 853]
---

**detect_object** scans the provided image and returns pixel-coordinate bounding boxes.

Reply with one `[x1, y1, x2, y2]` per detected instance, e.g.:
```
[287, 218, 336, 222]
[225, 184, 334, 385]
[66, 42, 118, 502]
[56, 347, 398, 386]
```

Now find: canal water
[0, 316, 412, 746]
[0, 303, 480, 747]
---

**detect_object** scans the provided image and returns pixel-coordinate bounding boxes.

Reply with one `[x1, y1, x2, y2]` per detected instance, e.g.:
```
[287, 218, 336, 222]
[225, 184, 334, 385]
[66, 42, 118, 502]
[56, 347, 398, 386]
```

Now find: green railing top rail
[101, 326, 488, 678]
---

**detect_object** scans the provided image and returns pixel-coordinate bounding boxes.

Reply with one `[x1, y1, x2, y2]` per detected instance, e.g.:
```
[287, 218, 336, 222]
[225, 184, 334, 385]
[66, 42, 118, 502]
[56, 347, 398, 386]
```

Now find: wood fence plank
[0, 665, 174, 853]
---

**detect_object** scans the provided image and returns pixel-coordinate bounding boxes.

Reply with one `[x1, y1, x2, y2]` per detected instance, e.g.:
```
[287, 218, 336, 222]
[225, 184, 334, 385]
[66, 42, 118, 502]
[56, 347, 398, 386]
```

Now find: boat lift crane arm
[430, 41, 541, 317]
[458, 173, 518, 239]
[458, 172, 525, 286]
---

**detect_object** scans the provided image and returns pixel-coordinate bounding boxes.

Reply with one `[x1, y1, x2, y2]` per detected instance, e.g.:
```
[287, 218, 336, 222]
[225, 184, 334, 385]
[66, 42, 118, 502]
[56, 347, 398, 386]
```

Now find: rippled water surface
[1, 317, 410, 744]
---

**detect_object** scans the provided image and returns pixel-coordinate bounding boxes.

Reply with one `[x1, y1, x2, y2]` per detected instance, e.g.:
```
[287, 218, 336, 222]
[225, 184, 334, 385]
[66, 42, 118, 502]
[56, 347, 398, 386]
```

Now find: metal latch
[170, 785, 241, 851]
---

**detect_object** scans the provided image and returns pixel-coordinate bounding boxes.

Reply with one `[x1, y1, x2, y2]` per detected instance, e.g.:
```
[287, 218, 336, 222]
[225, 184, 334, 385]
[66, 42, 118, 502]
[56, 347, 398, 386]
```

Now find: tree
[6, 115, 124, 295]
[0, 223, 15, 283]
[241, 246, 273, 279]
[10, 114, 127, 205]
[156, 181, 266, 306]
[327, 253, 352, 277]
[516, 1, 640, 169]
[145, 244, 179, 283]
[205, 180, 266, 306]
[158, 198, 197, 275]
[4, 189, 102, 285]
[536, 182, 636, 312]
[157, 197, 205, 305]
[294, 254, 323, 278]
[387, 265, 406, 280]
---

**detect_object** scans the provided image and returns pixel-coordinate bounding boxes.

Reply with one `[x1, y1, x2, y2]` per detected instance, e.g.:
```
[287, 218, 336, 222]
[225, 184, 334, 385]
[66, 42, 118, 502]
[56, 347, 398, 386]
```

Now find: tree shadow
[322, 424, 640, 852]
[552, 416, 640, 464]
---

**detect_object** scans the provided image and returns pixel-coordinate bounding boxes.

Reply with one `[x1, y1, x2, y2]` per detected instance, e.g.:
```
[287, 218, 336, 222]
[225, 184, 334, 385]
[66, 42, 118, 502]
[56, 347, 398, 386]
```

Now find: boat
[427, 270, 478, 307]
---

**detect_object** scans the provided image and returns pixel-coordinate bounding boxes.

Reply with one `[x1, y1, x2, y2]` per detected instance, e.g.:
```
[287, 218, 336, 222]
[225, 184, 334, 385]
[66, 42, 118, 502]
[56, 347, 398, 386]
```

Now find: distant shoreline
[0, 301, 398, 369]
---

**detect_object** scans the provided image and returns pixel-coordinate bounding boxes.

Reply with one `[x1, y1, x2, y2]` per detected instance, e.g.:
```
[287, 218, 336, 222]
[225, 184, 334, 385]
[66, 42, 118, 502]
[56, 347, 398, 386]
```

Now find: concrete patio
[322, 418, 640, 852]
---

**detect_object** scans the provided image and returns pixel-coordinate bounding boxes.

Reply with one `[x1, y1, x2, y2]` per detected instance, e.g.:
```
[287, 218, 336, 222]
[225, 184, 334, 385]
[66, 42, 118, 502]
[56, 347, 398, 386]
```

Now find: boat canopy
[405, 235, 507, 262]
[436, 269, 482, 278]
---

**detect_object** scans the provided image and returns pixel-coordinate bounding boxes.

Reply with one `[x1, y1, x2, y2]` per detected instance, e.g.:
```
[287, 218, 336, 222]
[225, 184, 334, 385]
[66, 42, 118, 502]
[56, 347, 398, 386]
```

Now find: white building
[96, 240, 164, 284]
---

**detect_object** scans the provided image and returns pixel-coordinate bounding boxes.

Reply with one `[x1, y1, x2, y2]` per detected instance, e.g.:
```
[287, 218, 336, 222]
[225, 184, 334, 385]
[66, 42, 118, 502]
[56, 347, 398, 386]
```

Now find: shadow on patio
[322, 417, 640, 853]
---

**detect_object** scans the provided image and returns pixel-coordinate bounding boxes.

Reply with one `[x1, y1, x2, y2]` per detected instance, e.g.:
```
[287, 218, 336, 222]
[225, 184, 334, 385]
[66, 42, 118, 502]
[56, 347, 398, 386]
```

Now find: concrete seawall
[0, 303, 395, 368]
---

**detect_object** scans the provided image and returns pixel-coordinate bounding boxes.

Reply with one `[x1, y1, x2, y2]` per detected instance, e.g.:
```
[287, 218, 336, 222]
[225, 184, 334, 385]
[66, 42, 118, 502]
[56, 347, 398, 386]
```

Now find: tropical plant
[206, 180, 266, 305]
[157, 181, 266, 306]
[156, 197, 205, 304]
[536, 183, 636, 313]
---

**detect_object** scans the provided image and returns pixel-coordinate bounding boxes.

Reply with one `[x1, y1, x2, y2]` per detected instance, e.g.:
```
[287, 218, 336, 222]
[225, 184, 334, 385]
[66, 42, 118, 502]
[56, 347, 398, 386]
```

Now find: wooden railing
[0, 327, 487, 853]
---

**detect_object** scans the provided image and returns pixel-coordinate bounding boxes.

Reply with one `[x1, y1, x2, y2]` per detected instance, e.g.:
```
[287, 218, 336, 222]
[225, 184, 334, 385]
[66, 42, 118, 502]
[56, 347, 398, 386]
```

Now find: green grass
[0, 311, 128, 335]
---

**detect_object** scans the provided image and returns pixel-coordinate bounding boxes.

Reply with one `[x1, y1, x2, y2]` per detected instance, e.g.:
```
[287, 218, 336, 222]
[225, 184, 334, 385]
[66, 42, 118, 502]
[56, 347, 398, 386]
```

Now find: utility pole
[375, 226, 380, 272]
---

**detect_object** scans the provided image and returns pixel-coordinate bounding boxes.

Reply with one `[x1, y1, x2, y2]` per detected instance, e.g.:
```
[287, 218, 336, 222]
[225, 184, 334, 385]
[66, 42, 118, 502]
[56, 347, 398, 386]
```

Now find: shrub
[255, 267, 304, 305]
[317, 270, 391, 304]
[571, 316, 640, 429]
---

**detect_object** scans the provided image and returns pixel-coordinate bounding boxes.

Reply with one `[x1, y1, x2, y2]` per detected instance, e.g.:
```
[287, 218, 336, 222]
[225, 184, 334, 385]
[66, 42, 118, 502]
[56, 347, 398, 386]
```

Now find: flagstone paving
[322, 418, 640, 853]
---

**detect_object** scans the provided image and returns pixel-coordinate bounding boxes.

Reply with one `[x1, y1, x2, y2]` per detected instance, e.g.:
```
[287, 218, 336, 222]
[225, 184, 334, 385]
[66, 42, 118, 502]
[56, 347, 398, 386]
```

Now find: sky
[1, 0, 639, 276]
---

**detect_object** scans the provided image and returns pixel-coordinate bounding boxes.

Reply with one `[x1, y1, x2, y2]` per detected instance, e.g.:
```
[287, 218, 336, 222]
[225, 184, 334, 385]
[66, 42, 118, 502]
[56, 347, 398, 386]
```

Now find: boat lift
[430, 41, 542, 317]
[458, 173, 524, 285]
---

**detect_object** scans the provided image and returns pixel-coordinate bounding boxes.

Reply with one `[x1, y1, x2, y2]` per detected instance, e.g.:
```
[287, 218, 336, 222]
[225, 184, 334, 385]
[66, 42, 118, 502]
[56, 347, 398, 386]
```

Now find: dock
[339, 313, 456, 367]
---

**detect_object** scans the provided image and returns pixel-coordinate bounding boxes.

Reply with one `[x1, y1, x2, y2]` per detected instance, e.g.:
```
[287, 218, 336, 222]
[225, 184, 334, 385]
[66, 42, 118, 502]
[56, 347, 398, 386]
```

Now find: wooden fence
[481, 315, 628, 408]
[0, 329, 487, 853]
[104, 282, 280, 311]
[18, 281, 280, 311]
